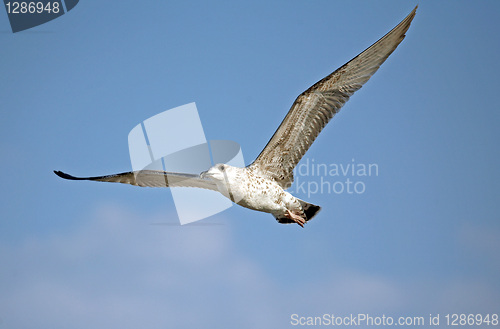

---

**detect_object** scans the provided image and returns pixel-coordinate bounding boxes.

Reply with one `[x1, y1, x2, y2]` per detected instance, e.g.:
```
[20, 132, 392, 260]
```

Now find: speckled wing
[54, 170, 218, 190]
[250, 6, 417, 188]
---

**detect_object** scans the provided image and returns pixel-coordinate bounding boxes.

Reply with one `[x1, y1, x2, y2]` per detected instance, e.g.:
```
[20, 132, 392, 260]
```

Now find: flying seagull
[55, 7, 417, 227]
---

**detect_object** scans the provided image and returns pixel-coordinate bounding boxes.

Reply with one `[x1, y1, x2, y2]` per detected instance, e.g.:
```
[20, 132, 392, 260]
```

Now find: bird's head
[200, 163, 229, 182]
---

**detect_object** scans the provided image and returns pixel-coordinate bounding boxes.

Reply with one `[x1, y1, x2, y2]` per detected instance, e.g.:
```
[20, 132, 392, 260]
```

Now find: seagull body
[201, 164, 315, 226]
[55, 7, 417, 227]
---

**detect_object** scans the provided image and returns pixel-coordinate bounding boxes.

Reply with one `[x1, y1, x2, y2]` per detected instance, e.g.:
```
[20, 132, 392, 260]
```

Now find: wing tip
[405, 5, 418, 27]
[54, 170, 81, 180]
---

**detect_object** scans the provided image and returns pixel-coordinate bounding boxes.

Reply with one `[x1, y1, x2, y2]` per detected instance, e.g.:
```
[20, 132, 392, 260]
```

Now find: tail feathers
[299, 199, 321, 221]
[274, 199, 321, 225]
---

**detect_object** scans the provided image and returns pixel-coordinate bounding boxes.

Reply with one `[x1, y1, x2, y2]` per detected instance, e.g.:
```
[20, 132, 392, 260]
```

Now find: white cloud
[0, 204, 281, 329]
[0, 204, 498, 329]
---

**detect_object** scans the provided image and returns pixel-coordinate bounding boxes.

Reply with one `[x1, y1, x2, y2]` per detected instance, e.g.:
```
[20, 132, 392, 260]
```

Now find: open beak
[200, 170, 209, 179]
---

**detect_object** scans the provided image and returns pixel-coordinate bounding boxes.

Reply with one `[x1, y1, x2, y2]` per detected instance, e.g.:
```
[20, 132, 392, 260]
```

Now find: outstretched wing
[250, 6, 417, 188]
[54, 170, 218, 190]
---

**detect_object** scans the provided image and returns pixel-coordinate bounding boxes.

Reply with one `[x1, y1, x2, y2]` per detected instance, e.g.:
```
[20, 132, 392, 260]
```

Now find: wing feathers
[54, 170, 218, 190]
[250, 6, 417, 188]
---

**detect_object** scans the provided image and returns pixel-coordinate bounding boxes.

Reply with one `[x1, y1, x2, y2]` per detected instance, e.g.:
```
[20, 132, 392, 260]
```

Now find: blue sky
[1, 1, 499, 328]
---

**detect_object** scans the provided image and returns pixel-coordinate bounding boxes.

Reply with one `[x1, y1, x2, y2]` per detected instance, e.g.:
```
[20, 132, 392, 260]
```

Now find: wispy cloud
[1, 204, 498, 329]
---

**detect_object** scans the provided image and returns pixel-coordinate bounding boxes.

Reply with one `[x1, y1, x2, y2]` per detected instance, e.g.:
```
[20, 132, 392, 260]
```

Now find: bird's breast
[226, 172, 288, 213]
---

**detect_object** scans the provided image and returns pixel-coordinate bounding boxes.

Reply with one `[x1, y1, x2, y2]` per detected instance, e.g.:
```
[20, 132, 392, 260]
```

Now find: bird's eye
[218, 164, 225, 171]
